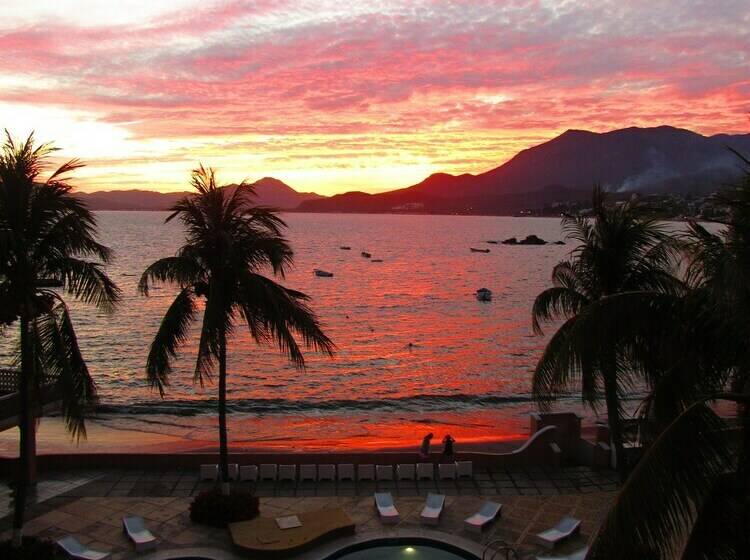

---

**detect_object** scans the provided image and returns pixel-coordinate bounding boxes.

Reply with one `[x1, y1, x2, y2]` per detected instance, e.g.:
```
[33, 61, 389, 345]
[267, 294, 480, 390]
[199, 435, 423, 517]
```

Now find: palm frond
[138, 255, 204, 296]
[531, 286, 587, 335]
[32, 301, 97, 439]
[588, 403, 735, 560]
[237, 273, 335, 369]
[145, 287, 197, 396]
[51, 257, 121, 312]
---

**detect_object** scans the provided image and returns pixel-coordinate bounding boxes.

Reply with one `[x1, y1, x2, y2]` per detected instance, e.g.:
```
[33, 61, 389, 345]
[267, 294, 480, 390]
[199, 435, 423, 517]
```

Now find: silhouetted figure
[442, 434, 455, 459]
[420, 433, 434, 459]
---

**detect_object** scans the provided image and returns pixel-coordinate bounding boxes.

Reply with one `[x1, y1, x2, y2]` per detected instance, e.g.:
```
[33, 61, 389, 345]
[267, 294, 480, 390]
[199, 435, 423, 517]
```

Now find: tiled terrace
[0, 467, 619, 559]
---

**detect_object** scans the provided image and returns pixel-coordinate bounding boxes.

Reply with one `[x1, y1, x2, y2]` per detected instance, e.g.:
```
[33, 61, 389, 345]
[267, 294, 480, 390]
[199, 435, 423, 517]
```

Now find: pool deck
[0, 466, 617, 559]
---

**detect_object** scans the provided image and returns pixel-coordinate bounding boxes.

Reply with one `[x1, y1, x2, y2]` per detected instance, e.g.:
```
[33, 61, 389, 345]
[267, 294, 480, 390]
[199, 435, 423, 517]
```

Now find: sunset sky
[1, 1, 748, 195]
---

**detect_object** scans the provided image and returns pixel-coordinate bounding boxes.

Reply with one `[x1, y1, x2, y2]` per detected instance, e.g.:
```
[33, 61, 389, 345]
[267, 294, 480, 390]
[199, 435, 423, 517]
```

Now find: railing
[0, 368, 57, 395]
[0, 369, 20, 394]
[483, 539, 519, 560]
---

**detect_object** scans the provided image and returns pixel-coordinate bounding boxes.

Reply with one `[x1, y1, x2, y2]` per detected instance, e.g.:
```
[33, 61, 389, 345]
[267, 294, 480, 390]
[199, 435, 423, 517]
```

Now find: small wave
[95, 393, 535, 416]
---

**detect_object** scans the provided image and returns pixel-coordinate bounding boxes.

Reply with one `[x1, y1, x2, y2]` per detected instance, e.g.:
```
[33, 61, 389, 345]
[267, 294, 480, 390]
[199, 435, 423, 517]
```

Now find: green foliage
[0, 536, 63, 559]
[189, 487, 260, 527]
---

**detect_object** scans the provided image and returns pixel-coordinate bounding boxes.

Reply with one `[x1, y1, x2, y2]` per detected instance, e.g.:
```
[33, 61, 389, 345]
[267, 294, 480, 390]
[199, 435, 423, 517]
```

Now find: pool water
[332, 544, 475, 559]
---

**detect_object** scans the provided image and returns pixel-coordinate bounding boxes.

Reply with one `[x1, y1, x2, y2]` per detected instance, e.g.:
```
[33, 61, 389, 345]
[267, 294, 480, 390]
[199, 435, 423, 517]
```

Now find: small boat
[361, 251, 372, 258]
[476, 288, 492, 301]
[340, 246, 351, 250]
[313, 269, 334, 277]
[470, 248, 490, 253]
[371, 259, 383, 263]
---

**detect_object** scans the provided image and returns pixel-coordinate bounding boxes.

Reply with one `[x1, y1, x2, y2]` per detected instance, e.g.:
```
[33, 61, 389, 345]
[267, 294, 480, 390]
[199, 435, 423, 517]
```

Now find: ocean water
[1, 212, 614, 452]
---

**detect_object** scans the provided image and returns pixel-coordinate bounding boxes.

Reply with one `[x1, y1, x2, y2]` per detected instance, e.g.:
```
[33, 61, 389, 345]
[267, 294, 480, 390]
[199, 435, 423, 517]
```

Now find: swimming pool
[326, 538, 480, 559]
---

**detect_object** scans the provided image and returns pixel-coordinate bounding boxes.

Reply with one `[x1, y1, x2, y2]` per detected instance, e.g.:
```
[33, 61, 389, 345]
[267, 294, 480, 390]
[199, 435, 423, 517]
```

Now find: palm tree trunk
[218, 329, 230, 495]
[12, 312, 35, 546]
[603, 366, 627, 483]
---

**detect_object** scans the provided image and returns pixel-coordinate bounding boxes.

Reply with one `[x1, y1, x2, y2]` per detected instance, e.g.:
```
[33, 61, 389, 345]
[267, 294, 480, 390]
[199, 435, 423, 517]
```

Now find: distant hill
[298, 126, 750, 215]
[78, 177, 323, 211]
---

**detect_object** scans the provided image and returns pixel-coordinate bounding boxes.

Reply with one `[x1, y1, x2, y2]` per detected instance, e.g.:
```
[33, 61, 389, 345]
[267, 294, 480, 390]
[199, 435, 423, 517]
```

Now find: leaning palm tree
[0, 131, 120, 545]
[139, 165, 334, 492]
[531, 186, 680, 480]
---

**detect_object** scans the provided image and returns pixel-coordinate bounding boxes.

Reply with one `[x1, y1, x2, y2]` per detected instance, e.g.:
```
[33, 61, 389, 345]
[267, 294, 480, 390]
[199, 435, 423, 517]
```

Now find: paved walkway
[0, 467, 618, 559]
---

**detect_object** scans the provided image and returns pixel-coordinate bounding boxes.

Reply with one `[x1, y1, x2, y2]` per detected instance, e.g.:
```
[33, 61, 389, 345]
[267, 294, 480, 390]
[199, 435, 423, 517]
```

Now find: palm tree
[531, 186, 680, 480]
[139, 165, 334, 492]
[588, 152, 750, 558]
[0, 131, 120, 545]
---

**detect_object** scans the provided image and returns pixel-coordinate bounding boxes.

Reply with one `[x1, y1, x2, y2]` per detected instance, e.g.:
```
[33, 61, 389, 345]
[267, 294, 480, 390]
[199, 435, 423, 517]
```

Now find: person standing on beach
[420, 433, 434, 458]
[442, 434, 455, 459]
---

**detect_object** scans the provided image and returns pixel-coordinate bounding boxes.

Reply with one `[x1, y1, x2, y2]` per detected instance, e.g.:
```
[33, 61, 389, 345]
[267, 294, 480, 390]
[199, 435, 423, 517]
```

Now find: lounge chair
[376, 465, 393, 480]
[420, 493, 445, 525]
[358, 464, 375, 481]
[259, 464, 278, 481]
[57, 535, 111, 560]
[456, 461, 473, 478]
[199, 464, 218, 480]
[464, 501, 502, 533]
[200, 463, 238, 480]
[417, 462, 434, 480]
[338, 464, 355, 481]
[537, 547, 588, 560]
[278, 464, 296, 482]
[397, 464, 415, 480]
[374, 492, 400, 524]
[300, 464, 317, 481]
[438, 463, 456, 480]
[122, 516, 157, 552]
[536, 516, 581, 549]
[239, 465, 258, 482]
[318, 464, 336, 481]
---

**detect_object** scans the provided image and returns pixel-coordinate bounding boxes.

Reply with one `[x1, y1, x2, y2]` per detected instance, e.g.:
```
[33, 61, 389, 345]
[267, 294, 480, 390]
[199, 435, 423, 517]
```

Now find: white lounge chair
[358, 464, 375, 481]
[122, 516, 157, 552]
[420, 493, 445, 525]
[456, 461, 473, 478]
[318, 464, 336, 481]
[376, 465, 393, 480]
[536, 516, 582, 549]
[438, 463, 456, 480]
[57, 535, 111, 560]
[374, 492, 400, 524]
[300, 464, 317, 481]
[537, 547, 589, 560]
[278, 464, 296, 482]
[259, 464, 278, 481]
[199, 464, 218, 480]
[397, 464, 416, 480]
[464, 501, 502, 533]
[338, 464, 355, 481]
[239, 465, 258, 482]
[417, 463, 434, 480]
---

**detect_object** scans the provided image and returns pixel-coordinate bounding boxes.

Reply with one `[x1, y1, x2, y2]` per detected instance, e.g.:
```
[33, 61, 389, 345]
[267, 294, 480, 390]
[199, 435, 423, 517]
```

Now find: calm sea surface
[2, 212, 636, 452]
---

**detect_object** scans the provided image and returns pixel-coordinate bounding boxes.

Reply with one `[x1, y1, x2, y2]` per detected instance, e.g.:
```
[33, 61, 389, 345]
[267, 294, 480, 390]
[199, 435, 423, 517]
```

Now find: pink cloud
[0, 1, 748, 193]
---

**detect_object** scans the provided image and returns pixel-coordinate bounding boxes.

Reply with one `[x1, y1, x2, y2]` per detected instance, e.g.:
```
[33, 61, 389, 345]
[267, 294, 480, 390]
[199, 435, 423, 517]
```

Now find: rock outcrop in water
[502, 235, 547, 245]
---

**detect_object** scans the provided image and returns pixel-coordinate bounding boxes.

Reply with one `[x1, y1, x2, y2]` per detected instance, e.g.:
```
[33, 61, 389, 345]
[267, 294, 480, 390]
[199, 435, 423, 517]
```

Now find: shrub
[189, 487, 260, 527]
[0, 536, 63, 559]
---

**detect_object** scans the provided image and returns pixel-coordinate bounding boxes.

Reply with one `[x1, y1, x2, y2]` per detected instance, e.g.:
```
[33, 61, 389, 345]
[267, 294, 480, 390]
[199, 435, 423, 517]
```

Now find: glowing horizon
[1, 1, 748, 195]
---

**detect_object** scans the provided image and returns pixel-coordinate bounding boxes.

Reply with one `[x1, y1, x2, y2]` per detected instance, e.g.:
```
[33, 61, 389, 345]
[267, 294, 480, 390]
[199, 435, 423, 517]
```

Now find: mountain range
[79, 126, 750, 215]
[78, 177, 322, 210]
[297, 125, 750, 215]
